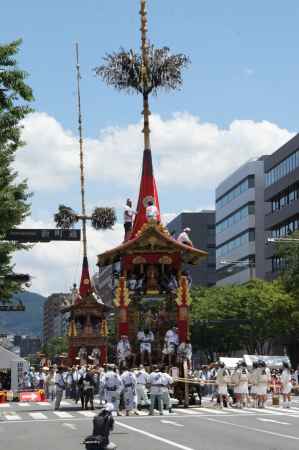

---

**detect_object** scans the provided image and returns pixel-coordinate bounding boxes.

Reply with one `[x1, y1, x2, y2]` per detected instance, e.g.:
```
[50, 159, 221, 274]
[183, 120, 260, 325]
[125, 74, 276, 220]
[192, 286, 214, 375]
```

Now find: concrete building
[167, 211, 216, 287]
[20, 337, 41, 357]
[264, 133, 299, 278]
[215, 158, 266, 285]
[43, 293, 67, 342]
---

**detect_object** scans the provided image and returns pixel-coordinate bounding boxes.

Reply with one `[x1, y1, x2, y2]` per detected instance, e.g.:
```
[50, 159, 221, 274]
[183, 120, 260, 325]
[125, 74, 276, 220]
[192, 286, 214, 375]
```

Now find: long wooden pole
[140, 0, 151, 151]
[75, 43, 87, 258]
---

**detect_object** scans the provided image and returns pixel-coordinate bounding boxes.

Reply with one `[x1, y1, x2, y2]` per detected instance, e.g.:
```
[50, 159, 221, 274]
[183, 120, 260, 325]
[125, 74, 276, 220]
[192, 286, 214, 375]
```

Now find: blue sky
[3, 0, 299, 294]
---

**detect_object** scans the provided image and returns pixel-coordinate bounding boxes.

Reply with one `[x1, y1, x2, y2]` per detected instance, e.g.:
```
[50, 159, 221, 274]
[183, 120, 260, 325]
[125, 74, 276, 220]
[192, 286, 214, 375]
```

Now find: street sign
[4, 228, 81, 243]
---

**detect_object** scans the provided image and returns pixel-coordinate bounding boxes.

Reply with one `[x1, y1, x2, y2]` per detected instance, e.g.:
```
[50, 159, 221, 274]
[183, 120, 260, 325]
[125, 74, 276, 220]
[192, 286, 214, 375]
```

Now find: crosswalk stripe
[29, 412, 47, 420]
[78, 411, 96, 417]
[267, 407, 298, 414]
[178, 409, 202, 415]
[53, 411, 74, 419]
[60, 401, 72, 406]
[37, 402, 50, 406]
[18, 403, 30, 407]
[225, 408, 254, 414]
[198, 407, 227, 415]
[0, 403, 10, 408]
[5, 414, 21, 421]
[255, 408, 287, 416]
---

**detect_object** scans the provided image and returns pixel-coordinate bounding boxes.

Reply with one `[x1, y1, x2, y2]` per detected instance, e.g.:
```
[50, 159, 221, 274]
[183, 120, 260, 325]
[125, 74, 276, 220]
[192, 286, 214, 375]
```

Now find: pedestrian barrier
[0, 389, 46, 403]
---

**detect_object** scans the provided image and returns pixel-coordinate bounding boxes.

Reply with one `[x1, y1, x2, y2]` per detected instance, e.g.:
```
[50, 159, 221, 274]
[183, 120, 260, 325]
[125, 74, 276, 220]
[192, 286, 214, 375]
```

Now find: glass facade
[271, 182, 299, 212]
[216, 203, 255, 234]
[270, 215, 299, 238]
[216, 176, 254, 209]
[266, 150, 299, 187]
[216, 230, 255, 258]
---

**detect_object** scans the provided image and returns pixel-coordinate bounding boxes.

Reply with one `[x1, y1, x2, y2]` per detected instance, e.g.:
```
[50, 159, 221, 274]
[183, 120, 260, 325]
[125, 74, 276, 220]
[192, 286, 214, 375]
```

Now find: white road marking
[29, 412, 47, 420]
[247, 408, 283, 416]
[202, 416, 299, 441]
[267, 407, 297, 414]
[0, 404, 10, 408]
[177, 409, 202, 415]
[221, 408, 254, 414]
[53, 411, 74, 419]
[198, 407, 227, 415]
[258, 418, 290, 425]
[62, 423, 77, 430]
[60, 401, 72, 406]
[4, 414, 21, 421]
[161, 420, 184, 427]
[78, 411, 96, 417]
[116, 421, 196, 450]
[17, 403, 30, 407]
[37, 402, 50, 406]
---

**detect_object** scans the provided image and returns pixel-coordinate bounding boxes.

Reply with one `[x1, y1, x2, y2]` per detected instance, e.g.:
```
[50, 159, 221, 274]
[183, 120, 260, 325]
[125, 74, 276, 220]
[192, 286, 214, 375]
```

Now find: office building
[167, 211, 216, 287]
[43, 293, 67, 342]
[20, 337, 41, 357]
[215, 158, 266, 285]
[264, 133, 299, 278]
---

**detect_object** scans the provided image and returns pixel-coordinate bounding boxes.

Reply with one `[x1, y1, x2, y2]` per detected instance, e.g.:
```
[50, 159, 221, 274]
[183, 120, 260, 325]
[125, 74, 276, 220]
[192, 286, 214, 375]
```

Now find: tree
[190, 280, 295, 359]
[42, 336, 68, 359]
[276, 230, 299, 297]
[0, 39, 33, 301]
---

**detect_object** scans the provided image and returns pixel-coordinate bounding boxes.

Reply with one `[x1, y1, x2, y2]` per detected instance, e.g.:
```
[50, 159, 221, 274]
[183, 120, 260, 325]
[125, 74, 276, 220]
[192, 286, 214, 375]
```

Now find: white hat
[184, 227, 191, 233]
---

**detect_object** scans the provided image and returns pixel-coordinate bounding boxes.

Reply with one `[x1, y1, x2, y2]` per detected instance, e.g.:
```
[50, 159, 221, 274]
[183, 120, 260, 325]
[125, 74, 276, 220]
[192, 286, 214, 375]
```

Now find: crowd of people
[189, 360, 298, 409]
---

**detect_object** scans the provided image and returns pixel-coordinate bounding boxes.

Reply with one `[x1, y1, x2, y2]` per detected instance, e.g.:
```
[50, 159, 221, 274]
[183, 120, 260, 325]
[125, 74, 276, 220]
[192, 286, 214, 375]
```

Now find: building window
[266, 149, 299, 187]
[216, 203, 255, 234]
[272, 256, 286, 272]
[216, 230, 254, 258]
[216, 176, 254, 209]
[270, 182, 299, 212]
[271, 215, 299, 238]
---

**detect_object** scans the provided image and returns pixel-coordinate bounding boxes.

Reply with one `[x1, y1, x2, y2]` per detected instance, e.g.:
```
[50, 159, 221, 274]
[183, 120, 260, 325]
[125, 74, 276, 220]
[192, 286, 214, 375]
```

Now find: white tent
[0, 346, 29, 390]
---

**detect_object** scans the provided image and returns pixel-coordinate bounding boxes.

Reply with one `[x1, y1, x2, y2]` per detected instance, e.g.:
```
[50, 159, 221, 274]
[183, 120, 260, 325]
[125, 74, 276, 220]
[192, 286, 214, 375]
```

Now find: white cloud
[13, 217, 123, 296]
[17, 112, 294, 193]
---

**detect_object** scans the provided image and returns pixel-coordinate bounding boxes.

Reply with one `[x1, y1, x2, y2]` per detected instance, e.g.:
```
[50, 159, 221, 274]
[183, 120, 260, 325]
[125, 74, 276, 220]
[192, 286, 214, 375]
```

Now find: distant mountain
[0, 292, 46, 336]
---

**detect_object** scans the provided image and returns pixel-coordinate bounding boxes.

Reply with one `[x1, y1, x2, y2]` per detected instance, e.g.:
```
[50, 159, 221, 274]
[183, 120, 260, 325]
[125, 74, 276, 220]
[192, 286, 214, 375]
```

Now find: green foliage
[191, 279, 296, 358]
[42, 336, 68, 359]
[0, 39, 33, 301]
[276, 230, 299, 297]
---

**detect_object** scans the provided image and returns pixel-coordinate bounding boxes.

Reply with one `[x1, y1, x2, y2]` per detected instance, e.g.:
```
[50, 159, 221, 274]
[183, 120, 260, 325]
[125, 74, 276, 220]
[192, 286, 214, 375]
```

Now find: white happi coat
[103, 370, 122, 411]
[137, 331, 154, 353]
[121, 371, 137, 411]
[281, 369, 292, 395]
[216, 368, 230, 396]
[163, 330, 179, 355]
[117, 339, 131, 362]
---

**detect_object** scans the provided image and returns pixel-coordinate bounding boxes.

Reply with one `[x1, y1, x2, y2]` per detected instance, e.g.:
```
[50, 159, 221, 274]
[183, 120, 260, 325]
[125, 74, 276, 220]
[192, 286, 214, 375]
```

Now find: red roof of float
[131, 148, 160, 238]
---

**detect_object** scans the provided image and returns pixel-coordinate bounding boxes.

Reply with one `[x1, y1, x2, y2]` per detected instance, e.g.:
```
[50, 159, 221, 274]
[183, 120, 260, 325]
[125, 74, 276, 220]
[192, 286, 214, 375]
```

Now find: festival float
[94, 1, 207, 402]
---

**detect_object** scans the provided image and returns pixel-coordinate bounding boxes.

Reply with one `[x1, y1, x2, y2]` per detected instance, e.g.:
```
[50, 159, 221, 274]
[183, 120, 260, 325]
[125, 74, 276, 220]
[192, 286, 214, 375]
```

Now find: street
[2, 400, 299, 450]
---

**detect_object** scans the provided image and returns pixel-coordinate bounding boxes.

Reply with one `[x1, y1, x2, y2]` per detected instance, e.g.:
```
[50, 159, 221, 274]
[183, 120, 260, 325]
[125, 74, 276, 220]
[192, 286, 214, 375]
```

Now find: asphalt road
[2, 400, 299, 450]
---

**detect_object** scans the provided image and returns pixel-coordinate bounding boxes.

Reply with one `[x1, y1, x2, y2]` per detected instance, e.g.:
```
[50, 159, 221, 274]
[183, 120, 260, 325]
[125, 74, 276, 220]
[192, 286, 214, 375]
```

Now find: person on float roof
[146, 199, 159, 222]
[123, 198, 136, 239]
[177, 227, 193, 246]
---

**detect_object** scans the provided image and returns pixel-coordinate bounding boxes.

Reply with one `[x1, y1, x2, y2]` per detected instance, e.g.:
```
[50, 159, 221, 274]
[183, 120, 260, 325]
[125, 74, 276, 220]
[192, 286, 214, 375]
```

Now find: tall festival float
[95, 0, 207, 397]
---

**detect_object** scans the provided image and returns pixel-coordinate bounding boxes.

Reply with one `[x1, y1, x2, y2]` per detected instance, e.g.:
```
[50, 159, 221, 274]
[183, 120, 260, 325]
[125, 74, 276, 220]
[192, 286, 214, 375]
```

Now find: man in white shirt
[161, 368, 173, 413]
[54, 367, 65, 410]
[120, 368, 137, 416]
[117, 336, 132, 368]
[134, 365, 150, 408]
[177, 228, 193, 246]
[124, 198, 136, 239]
[149, 366, 164, 415]
[163, 327, 179, 366]
[103, 365, 123, 415]
[146, 200, 159, 223]
[137, 328, 154, 366]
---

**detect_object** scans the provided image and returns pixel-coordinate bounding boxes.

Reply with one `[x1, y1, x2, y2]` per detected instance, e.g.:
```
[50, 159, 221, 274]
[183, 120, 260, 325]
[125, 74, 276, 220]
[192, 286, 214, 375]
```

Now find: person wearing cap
[149, 366, 164, 415]
[103, 365, 123, 415]
[134, 365, 150, 409]
[145, 199, 159, 223]
[177, 228, 193, 246]
[120, 368, 137, 416]
[124, 198, 136, 240]
[116, 335, 132, 369]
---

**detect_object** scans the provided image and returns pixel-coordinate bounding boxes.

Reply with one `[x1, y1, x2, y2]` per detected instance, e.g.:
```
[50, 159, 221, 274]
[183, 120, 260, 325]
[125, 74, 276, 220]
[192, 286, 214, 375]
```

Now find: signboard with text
[5, 229, 81, 243]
